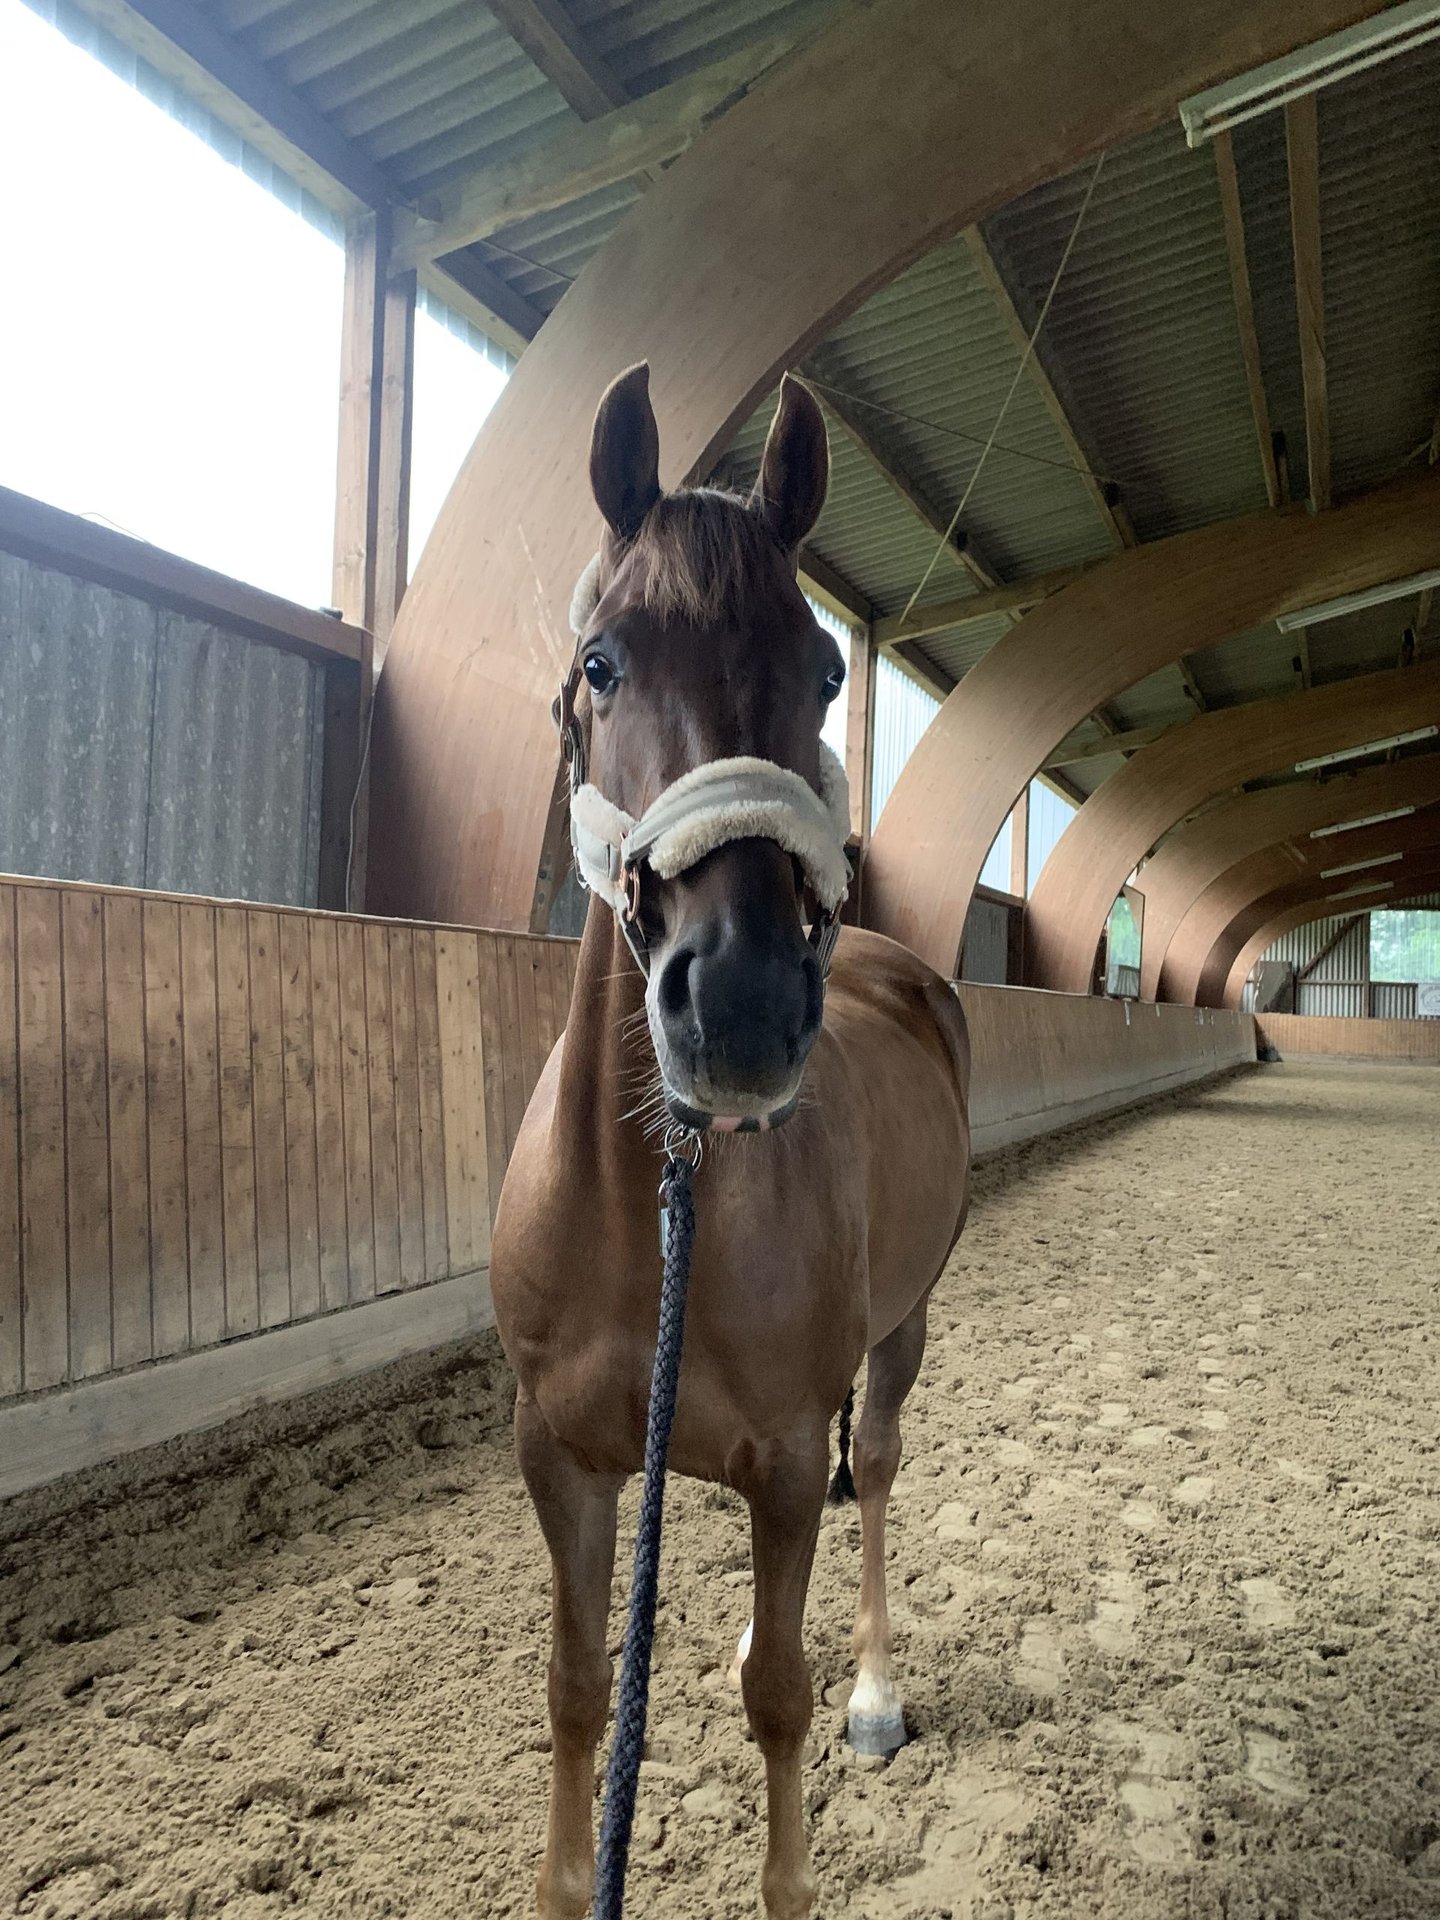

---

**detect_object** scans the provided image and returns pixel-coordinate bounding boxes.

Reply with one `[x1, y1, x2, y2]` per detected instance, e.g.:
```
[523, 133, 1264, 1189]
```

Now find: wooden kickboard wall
[0, 873, 578, 1403]
[1255, 1012, 1440, 1062]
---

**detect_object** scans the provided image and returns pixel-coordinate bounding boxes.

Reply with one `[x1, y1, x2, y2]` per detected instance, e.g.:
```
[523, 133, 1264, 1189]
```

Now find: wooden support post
[1286, 96, 1330, 512]
[375, 266, 416, 668]
[331, 211, 415, 910]
[1009, 783, 1030, 899]
[845, 628, 878, 843]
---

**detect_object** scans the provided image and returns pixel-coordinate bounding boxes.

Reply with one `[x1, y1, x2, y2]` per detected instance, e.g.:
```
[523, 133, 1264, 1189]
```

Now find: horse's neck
[554, 896, 653, 1170]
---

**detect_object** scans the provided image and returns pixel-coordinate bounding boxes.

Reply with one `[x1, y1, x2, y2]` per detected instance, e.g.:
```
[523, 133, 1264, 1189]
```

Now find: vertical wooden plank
[551, 939, 576, 1040]
[0, 886, 21, 1394]
[18, 888, 67, 1389]
[279, 913, 321, 1320]
[309, 917, 350, 1312]
[388, 928, 427, 1288]
[143, 899, 189, 1357]
[180, 903, 225, 1350]
[531, 937, 559, 1058]
[215, 908, 259, 1339]
[249, 913, 291, 1328]
[494, 934, 528, 1162]
[475, 934, 509, 1227]
[364, 922, 402, 1294]
[62, 890, 111, 1379]
[460, 933, 492, 1272]
[434, 931, 475, 1276]
[411, 930, 450, 1283]
[514, 940, 545, 1126]
[335, 919, 375, 1301]
[104, 895, 152, 1371]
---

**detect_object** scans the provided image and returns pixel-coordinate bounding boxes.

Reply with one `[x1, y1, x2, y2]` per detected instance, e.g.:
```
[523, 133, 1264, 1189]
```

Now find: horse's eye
[821, 666, 846, 706]
[583, 653, 616, 695]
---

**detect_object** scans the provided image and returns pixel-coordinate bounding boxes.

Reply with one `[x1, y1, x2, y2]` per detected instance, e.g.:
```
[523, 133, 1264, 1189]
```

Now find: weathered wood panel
[1, 873, 575, 1402]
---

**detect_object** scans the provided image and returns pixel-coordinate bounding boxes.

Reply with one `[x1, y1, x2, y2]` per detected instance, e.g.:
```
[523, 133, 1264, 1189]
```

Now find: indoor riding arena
[2, 5, 1438, 1918]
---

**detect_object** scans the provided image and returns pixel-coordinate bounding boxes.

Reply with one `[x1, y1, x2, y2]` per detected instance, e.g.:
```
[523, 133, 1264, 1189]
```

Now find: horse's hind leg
[848, 1296, 929, 1756]
[515, 1393, 623, 1920]
[737, 1429, 829, 1920]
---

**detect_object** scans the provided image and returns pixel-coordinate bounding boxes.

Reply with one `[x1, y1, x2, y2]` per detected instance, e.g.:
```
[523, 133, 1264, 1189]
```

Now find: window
[870, 654, 940, 824]
[0, 4, 344, 606]
[1370, 908, 1440, 982]
[408, 293, 511, 564]
[1026, 780, 1078, 893]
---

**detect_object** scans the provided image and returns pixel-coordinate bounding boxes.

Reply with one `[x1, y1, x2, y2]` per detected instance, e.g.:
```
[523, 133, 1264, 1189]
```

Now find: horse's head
[567, 363, 848, 1132]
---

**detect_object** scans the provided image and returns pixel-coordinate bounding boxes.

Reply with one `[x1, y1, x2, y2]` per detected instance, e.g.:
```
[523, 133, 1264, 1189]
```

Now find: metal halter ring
[661, 1123, 704, 1170]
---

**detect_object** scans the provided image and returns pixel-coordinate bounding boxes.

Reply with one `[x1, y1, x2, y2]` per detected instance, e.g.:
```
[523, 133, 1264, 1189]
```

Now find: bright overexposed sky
[0, 1, 507, 608]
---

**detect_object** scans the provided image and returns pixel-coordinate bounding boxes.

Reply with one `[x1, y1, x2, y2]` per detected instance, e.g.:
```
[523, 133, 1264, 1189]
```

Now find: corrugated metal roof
[1319, 37, 1440, 500]
[980, 122, 1272, 542]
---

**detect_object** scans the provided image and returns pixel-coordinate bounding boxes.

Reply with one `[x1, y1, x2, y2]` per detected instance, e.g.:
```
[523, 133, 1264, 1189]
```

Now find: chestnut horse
[491, 366, 971, 1919]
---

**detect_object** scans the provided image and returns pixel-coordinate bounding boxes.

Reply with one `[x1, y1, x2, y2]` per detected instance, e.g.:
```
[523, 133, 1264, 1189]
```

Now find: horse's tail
[827, 1384, 857, 1505]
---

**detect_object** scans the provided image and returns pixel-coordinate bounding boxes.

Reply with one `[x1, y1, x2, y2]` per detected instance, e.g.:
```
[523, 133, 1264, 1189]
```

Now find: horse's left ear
[750, 375, 829, 555]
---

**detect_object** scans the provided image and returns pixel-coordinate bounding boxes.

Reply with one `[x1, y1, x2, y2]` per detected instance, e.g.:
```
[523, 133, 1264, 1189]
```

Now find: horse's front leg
[515, 1392, 623, 1920]
[737, 1429, 829, 1920]
[849, 1295, 928, 1755]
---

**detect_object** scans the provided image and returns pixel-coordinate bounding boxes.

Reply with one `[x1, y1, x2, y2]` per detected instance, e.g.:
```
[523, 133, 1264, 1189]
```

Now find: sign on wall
[1417, 981, 1440, 1019]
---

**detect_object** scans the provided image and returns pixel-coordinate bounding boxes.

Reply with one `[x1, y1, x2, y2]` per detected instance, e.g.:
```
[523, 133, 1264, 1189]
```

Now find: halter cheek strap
[556, 568, 851, 981]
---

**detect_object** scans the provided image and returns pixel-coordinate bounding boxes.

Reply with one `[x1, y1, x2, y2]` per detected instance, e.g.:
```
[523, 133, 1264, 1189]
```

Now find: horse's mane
[629, 487, 784, 628]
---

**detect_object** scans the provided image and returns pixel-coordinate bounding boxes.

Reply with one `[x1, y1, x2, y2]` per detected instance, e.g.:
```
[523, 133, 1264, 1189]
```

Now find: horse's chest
[500, 1200, 865, 1477]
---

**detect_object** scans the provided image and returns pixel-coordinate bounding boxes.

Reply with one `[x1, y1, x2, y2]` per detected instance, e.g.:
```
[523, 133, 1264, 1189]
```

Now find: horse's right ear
[590, 363, 662, 543]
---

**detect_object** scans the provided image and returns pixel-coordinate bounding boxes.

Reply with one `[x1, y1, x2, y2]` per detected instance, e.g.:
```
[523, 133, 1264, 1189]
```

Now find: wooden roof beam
[1045, 722, 1174, 770]
[962, 226, 1132, 552]
[483, 0, 629, 117]
[1286, 95, 1331, 512]
[393, 34, 806, 270]
[873, 560, 1097, 645]
[1213, 131, 1281, 509]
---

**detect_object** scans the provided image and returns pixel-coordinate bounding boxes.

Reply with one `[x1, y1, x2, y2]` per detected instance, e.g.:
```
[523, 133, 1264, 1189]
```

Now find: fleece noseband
[556, 558, 851, 981]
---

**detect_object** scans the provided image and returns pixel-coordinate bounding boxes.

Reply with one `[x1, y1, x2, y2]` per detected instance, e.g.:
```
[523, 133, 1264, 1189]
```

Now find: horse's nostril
[657, 948, 695, 1025]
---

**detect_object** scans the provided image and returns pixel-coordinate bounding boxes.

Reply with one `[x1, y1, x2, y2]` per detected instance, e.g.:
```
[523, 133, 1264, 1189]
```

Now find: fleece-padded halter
[558, 556, 851, 978]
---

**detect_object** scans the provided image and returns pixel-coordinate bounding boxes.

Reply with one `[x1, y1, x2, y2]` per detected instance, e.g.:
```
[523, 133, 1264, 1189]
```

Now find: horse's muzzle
[648, 846, 824, 1127]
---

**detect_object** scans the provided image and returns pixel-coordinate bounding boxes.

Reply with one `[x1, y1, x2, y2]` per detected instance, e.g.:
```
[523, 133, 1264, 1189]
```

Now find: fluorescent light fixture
[1319, 851, 1405, 879]
[1179, 2, 1440, 146]
[1310, 803, 1417, 838]
[1275, 566, 1440, 632]
[1296, 726, 1439, 772]
[1326, 879, 1396, 902]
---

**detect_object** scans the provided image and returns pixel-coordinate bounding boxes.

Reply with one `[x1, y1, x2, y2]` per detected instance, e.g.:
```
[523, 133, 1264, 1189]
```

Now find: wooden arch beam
[1175, 801, 1440, 1004]
[1021, 656, 1440, 995]
[1217, 845, 1440, 1007]
[366, 0, 1395, 929]
[1140, 756, 1440, 1000]
[864, 468, 1440, 975]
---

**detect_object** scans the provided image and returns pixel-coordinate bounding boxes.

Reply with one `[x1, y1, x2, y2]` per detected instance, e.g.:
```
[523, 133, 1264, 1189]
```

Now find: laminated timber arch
[1022, 656, 1440, 996]
[1142, 757, 1440, 1001]
[1219, 849, 1440, 1008]
[1174, 800, 1440, 1004]
[864, 469, 1440, 977]
[366, 0, 1396, 929]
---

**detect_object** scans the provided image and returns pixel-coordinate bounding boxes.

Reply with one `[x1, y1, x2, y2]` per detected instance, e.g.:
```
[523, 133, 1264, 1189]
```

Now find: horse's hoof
[846, 1707, 907, 1757]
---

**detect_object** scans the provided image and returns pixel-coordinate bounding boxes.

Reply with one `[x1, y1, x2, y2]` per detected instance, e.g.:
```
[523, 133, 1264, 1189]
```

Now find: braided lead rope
[594, 1139, 699, 1920]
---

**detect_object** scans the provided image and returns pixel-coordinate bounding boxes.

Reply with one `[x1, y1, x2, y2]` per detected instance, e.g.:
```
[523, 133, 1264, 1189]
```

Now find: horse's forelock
[629, 489, 783, 629]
